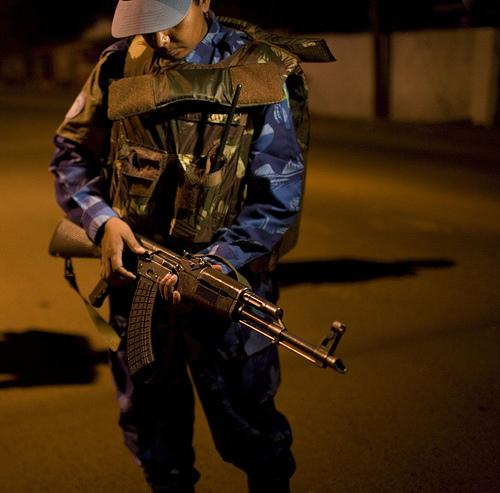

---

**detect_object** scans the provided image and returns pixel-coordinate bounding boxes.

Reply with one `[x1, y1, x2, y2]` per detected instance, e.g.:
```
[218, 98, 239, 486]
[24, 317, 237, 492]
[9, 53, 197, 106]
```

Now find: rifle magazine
[127, 276, 158, 376]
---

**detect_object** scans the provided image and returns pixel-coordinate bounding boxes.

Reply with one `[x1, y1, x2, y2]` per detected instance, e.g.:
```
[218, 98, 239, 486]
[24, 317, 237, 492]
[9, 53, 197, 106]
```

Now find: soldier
[49, 1, 333, 491]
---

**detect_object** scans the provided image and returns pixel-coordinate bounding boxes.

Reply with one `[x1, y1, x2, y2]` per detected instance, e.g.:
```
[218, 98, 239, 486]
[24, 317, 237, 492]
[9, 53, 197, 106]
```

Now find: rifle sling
[198, 253, 251, 288]
[63, 258, 121, 352]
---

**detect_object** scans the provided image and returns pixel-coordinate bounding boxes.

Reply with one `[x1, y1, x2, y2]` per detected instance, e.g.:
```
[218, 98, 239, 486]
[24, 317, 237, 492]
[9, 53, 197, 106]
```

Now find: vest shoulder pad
[108, 63, 285, 120]
[219, 16, 336, 63]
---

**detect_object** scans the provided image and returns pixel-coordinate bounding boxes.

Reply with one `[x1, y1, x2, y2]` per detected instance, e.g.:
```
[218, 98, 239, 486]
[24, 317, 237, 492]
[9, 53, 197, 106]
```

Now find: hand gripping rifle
[49, 217, 347, 377]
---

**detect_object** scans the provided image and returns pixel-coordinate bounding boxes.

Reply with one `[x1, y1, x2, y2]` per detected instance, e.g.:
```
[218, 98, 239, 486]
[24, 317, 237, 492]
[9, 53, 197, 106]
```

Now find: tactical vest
[107, 17, 334, 265]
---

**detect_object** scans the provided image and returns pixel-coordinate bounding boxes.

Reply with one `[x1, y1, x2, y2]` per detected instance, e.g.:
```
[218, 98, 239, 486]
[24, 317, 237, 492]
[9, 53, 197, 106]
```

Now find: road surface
[1, 89, 499, 492]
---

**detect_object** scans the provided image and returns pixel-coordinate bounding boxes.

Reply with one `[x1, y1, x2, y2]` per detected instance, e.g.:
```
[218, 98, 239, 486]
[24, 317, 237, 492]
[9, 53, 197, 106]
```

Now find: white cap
[111, 0, 191, 38]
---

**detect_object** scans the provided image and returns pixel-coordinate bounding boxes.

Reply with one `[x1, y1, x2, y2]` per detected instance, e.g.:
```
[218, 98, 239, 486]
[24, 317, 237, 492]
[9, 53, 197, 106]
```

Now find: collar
[184, 11, 225, 64]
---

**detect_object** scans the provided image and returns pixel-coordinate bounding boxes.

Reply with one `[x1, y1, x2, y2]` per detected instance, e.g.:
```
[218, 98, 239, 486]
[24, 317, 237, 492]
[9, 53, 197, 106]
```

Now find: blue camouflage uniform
[50, 11, 303, 493]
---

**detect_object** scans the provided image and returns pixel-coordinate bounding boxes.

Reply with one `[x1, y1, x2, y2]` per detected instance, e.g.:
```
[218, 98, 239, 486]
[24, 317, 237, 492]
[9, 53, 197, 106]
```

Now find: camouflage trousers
[107, 285, 295, 493]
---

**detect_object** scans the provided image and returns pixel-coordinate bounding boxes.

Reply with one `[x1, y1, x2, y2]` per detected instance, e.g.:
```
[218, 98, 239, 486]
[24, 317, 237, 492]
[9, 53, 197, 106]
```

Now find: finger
[166, 274, 178, 300]
[102, 258, 112, 280]
[159, 273, 174, 286]
[172, 291, 181, 304]
[113, 265, 136, 280]
[211, 264, 223, 271]
[158, 273, 178, 301]
[109, 249, 124, 273]
[99, 260, 106, 280]
[123, 230, 146, 255]
[158, 273, 173, 299]
[158, 274, 169, 299]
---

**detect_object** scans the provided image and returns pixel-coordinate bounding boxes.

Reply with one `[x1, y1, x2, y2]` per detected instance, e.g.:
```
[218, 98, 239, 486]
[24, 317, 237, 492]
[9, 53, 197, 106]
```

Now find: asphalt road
[1, 89, 499, 493]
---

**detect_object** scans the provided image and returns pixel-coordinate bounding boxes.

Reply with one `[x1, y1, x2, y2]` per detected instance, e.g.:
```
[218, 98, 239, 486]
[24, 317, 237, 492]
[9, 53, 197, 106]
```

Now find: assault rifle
[49, 218, 347, 377]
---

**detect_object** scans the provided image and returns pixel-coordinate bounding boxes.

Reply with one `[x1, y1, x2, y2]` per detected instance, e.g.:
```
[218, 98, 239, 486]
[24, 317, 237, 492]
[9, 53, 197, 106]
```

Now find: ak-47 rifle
[49, 217, 347, 377]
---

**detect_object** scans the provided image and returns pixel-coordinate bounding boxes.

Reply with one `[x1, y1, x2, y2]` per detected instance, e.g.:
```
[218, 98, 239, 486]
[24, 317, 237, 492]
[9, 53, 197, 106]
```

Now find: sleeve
[49, 46, 126, 243]
[49, 135, 118, 243]
[200, 93, 305, 270]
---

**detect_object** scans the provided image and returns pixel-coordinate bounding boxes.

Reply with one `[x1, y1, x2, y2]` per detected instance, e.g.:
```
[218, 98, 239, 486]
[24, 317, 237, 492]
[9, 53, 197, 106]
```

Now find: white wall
[304, 33, 374, 120]
[390, 28, 472, 122]
[469, 28, 500, 125]
[303, 27, 500, 126]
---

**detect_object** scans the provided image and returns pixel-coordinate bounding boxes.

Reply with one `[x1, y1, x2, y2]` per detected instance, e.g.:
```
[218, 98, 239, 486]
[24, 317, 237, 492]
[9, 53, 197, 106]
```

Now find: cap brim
[112, 0, 191, 38]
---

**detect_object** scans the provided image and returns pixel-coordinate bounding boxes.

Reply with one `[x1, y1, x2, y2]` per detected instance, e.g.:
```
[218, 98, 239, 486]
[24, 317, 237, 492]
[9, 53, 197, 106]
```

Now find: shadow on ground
[0, 259, 454, 388]
[0, 329, 108, 389]
[276, 257, 455, 287]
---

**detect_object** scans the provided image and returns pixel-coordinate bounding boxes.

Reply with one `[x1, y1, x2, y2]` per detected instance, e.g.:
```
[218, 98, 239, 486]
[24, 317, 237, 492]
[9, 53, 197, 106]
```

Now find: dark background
[0, 0, 499, 52]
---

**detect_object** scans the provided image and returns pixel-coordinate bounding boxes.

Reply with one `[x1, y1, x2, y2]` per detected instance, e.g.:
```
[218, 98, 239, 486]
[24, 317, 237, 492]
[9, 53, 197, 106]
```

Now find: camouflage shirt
[49, 11, 304, 271]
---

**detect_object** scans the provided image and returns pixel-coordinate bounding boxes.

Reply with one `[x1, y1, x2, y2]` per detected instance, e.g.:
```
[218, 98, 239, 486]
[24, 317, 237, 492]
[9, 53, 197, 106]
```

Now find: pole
[370, 0, 391, 120]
